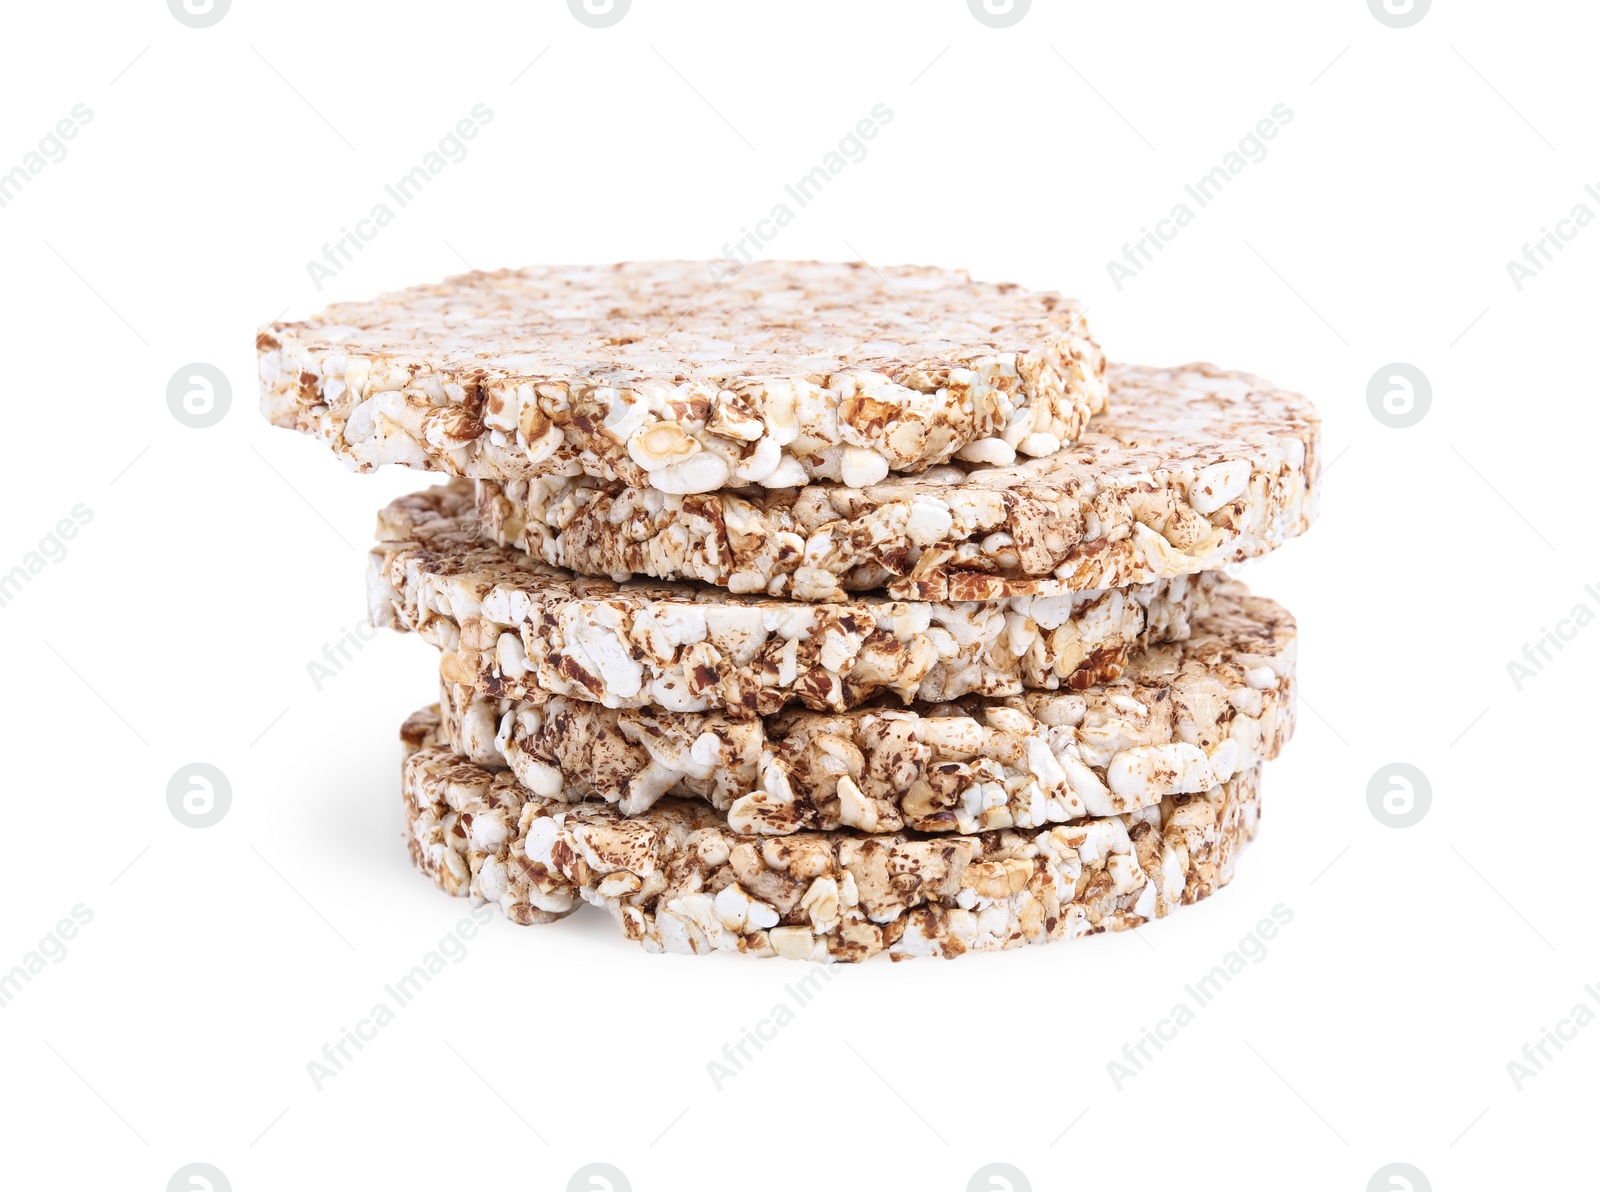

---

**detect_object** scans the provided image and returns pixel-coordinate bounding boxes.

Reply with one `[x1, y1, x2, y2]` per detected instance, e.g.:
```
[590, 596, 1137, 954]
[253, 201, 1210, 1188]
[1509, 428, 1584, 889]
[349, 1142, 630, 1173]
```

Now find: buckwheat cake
[371, 484, 1221, 716]
[435, 582, 1294, 836]
[477, 362, 1319, 601]
[255, 258, 1319, 965]
[258, 261, 1107, 492]
[402, 709, 1262, 962]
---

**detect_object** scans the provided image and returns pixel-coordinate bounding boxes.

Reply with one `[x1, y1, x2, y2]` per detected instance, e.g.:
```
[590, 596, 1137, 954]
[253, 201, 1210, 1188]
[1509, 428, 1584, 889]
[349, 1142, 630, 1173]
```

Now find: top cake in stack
[258, 261, 1319, 961]
[258, 260, 1109, 487]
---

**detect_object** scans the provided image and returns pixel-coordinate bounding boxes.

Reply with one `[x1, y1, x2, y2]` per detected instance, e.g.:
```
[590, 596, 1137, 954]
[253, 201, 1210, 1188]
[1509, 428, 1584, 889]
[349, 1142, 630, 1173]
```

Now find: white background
[1, 1, 1594, 1189]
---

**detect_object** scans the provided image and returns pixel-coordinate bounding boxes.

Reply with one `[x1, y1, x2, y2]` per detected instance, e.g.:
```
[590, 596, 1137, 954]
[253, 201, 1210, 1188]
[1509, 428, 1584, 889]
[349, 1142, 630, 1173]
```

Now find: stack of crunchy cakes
[258, 262, 1318, 962]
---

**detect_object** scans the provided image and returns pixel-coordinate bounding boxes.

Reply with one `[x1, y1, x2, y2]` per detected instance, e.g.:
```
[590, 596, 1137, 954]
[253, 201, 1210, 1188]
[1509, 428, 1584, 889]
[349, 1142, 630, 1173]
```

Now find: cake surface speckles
[259, 260, 1107, 493]
[477, 361, 1319, 600]
[434, 581, 1294, 836]
[371, 483, 1218, 717]
[402, 708, 1264, 962]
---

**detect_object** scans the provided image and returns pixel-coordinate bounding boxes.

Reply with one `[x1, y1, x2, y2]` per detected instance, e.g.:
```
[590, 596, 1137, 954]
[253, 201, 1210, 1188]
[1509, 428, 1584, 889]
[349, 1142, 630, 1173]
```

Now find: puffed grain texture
[478, 362, 1318, 600]
[372, 483, 1218, 716]
[401, 709, 1263, 962]
[435, 581, 1293, 835]
[259, 261, 1106, 493]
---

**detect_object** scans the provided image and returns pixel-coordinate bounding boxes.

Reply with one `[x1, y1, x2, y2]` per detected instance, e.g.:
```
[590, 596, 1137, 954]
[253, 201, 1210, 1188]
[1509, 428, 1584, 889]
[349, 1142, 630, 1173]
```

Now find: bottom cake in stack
[404, 714, 1263, 963]
[391, 566, 1297, 962]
